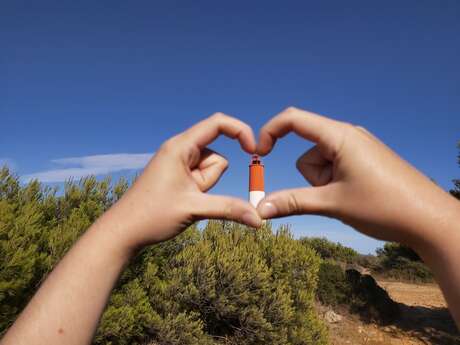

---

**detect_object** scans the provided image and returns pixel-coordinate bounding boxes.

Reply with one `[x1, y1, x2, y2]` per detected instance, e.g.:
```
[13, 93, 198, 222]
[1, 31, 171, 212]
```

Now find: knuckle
[281, 106, 299, 119]
[221, 159, 229, 170]
[160, 137, 177, 154]
[224, 201, 234, 220]
[341, 122, 355, 130]
[242, 122, 252, 132]
[355, 125, 374, 137]
[339, 122, 356, 140]
[287, 193, 301, 215]
[285, 106, 299, 114]
[317, 193, 334, 216]
[211, 112, 226, 121]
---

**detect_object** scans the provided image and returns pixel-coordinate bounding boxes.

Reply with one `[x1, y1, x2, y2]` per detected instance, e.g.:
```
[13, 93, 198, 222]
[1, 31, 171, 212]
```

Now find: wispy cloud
[22, 153, 153, 183]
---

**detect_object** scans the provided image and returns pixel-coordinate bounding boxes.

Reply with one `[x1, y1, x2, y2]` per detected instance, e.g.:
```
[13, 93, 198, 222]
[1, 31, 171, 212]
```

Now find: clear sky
[2, 1, 459, 253]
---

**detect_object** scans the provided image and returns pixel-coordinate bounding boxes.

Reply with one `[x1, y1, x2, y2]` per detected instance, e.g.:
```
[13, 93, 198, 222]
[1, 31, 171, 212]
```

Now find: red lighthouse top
[250, 154, 263, 166]
[249, 155, 264, 191]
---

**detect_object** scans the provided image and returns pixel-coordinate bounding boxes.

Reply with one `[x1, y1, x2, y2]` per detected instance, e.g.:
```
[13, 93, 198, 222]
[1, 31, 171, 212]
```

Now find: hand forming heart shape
[108, 106, 449, 261]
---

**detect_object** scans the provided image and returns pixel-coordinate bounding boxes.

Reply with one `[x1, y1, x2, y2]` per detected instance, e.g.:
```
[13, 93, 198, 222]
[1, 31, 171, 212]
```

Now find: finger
[256, 186, 334, 219]
[257, 107, 346, 159]
[296, 146, 333, 186]
[181, 113, 256, 154]
[192, 194, 262, 228]
[191, 148, 228, 192]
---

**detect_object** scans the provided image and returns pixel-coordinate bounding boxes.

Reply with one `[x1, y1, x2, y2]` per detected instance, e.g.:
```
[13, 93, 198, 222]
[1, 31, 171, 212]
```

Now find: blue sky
[2, 1, 459, 253]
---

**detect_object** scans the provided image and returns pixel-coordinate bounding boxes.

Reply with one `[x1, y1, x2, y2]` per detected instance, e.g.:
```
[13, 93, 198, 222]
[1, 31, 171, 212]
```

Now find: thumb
[257, 186, 333, 219]
[193, 194, 262, 228]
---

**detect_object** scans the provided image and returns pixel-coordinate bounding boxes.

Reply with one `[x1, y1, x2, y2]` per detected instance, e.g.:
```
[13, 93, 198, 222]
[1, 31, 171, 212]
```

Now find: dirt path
[378, 280, 447, 309]
[325, 279, 460, 345]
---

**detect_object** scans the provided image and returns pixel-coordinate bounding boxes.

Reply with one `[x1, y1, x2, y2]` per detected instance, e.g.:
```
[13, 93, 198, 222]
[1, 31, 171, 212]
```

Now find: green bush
[299, 237, 358, 264]
[316, 262, 350, 306]
[0, 167, 328, 345]
[376, 257, 433, 283]
[354, 254, 379, 270]
[376, 242, 420, 262]
[375, 243, 433, 283]
[149, 222, 327, 345]
[315, 263, 400, 324]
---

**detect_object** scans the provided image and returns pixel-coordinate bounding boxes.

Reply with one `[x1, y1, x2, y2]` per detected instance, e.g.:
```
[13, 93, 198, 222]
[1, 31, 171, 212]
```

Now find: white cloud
[22, 153, 153, 183]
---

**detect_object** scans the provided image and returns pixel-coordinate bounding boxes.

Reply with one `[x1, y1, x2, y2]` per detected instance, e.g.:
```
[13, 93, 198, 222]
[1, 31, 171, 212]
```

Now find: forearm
[1, 113, 260, 345]
[1, 211, 133, 345]
[410, 193, 460, 327]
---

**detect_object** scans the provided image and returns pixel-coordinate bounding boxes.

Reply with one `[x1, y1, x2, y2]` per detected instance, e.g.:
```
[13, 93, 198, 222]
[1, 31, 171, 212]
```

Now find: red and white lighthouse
[249, 155, 265, 207]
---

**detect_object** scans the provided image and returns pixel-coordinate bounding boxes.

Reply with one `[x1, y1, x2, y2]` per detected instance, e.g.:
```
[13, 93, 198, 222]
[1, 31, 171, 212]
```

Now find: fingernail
[242, 211, 262, 228]
[258, 201, 277, 219]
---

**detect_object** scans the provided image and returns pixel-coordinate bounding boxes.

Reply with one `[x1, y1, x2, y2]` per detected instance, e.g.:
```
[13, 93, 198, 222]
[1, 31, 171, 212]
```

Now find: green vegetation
[299, 237, 358, 264]
[2, 139, 458, 342]
[314, 261, 399, 324]
[316, 262, 350, 306]
[0, 166, 327, 344]
[374, 243, 433, 283]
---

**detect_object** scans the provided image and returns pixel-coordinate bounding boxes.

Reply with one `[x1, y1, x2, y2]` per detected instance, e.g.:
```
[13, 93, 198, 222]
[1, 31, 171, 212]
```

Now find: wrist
[408, 192, 460, 261]
[87, 208, 141, 264]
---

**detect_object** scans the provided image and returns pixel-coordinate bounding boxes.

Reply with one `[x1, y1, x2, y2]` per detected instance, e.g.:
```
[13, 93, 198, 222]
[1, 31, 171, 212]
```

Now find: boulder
[346, 268, 400, 324]
[324, 310, 343, 323]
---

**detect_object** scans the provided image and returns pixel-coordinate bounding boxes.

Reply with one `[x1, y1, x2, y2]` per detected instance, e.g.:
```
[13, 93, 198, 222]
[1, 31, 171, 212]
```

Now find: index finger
[257, 107, 345, 159]
[181, 112, 256, 153]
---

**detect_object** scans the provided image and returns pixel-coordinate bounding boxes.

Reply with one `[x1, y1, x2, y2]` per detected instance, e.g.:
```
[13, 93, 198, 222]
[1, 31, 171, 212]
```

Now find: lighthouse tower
[249, 155, 265, 208]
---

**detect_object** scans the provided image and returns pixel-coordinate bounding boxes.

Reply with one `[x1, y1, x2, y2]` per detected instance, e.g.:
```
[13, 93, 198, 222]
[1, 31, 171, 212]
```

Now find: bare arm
[0, 113, 262, 345]
[256, 107, 460, 326]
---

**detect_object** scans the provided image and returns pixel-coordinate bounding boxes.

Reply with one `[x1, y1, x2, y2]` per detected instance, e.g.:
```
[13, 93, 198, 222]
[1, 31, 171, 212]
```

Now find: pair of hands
[106, 107, 451, 255]
[3, 107, 459, 345]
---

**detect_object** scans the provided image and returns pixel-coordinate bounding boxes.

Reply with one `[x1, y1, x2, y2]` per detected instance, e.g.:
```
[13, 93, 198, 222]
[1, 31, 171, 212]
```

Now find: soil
[323, 279, 460, 345]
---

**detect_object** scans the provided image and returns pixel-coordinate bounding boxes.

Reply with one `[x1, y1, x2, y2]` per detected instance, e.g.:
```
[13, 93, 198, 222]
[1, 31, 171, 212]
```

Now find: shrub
[146, 221, 328, 345]
[316, 262, 350, 306]
[300, 237, 358, 264]
[376, 257, 433, 283]
[375, 243, 433, 283]
[315, 263, 400, 324]
[354, 254, 379, 270]
[0, 167, 328, 344]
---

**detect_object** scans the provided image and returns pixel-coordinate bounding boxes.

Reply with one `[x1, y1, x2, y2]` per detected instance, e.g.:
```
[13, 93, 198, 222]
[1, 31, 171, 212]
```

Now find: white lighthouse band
[249, 190, 265, 208]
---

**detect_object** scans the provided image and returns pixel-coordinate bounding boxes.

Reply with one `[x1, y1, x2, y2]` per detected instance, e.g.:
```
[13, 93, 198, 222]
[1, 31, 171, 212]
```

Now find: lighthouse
[249, 155, 265, 208]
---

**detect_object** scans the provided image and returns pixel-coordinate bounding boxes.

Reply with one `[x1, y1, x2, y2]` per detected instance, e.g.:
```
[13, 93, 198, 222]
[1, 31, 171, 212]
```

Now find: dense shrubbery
[315, 261, 399, 324]
[300, 235, 434, 284]
[299, 237, 358, 264]
[0, 167, 327, 344]
[375, 243, 433, 283]
[316, 262, 350, 306]
[0, 168, 125, 332]
[3, 148, 456, 342]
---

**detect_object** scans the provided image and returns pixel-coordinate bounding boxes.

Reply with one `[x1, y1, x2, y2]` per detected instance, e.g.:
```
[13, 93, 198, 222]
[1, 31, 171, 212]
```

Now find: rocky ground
[320, 280, 460, 345]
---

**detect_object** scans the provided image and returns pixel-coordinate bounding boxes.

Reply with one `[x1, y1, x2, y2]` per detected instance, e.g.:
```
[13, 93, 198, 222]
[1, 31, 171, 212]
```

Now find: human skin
[1, 109, 459, 344]
[0, 113, 262, 345]
[256, 107, 460, 326]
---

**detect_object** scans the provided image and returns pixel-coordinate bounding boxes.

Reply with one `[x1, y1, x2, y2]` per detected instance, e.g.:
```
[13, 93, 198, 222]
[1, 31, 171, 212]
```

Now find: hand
[104, 113, 262, 252]
[256, 107, 459, 249]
